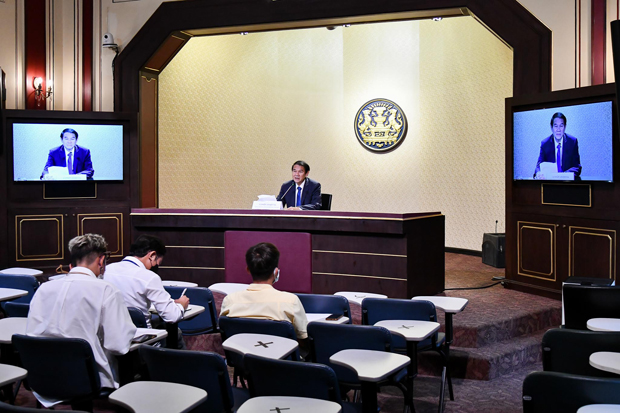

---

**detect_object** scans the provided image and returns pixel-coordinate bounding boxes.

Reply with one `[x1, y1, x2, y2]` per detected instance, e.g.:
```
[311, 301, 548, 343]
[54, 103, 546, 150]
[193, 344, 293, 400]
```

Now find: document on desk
[539, 162, 574, 180]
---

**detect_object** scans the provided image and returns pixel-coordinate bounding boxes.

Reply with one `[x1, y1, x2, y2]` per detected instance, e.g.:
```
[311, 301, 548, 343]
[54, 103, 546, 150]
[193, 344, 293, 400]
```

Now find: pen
[181, 288, 187, 297]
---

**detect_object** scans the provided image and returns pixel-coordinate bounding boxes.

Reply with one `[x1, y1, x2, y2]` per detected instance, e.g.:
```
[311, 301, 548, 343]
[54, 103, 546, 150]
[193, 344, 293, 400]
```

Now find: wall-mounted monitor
[513, 100, 614, 183]
[12, 122, 123, 182]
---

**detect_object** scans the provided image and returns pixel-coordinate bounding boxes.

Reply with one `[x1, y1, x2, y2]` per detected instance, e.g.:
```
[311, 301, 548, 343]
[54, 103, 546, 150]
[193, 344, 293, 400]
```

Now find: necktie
[556, 143, 561, 172]
[67, 152, 74, 175]
[296, 187, 302, 207]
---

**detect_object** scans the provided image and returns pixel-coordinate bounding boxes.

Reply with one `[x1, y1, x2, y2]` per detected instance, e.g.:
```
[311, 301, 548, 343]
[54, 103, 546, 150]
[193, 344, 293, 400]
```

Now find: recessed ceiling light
[432, 17, 443, 21]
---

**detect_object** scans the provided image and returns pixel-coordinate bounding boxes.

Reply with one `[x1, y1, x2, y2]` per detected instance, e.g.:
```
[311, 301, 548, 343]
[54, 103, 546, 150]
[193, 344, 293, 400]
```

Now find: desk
[129, 328, 168, 351]
[162, 280, 197, 288]
[237, 396, 342, 413]
[375, 320, 441, 412]
[412, 296, 468, 409]
[590, 352, 620, 375]
[0, 289, 28, 302]
[334, 291, 387, 306]
[588, 318, 620, 332]
[222, 333, 298, 360]
[306, 313, 349, 324]
[0, 268, 43, 276]
[0, 318, 27, 344]
[578, 405, 620, 413]
[330, 349, 409, 413]
[0, 363, 27, 404]
[131, 209, 445, 298]
[208, 283, 249, 296]
[109, 381, 207, 413]
[165, 304, 204, 349]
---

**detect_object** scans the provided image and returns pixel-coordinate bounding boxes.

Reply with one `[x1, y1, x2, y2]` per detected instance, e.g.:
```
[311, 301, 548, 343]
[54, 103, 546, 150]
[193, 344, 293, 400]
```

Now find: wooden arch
[114, 0, 551, 206]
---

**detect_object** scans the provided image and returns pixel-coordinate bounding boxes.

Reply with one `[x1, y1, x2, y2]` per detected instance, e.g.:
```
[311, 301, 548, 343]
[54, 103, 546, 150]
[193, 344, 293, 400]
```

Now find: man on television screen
[41, 128, 94, 179]
[534, 112, 582, 180]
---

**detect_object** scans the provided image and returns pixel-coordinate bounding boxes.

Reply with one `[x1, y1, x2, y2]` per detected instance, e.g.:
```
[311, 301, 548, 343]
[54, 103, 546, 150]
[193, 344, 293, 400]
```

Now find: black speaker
[482, 233, 505, 268]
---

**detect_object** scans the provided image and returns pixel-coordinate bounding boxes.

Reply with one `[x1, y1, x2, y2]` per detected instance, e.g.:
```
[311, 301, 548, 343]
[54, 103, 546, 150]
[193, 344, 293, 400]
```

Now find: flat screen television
[513, 100, 613, 182]
[12, 122, 123, 181]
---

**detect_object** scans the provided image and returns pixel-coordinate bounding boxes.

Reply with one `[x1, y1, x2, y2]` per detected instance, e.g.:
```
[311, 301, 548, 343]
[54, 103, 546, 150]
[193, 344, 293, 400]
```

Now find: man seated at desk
[26, 234, 136, 398]
[276, 160, 322, 210]
[104, 234, 189, 349]
[220, 242, 309, 347]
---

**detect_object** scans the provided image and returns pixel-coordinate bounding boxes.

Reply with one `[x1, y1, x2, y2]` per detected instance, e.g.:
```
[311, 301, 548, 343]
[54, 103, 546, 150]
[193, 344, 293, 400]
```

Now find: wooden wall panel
[77, 213, 123, 257]
[518, 221, 556, 281]
[139, 74, 158, 208]
[15, 214, 64, 261]
[570, 227, 616, 280]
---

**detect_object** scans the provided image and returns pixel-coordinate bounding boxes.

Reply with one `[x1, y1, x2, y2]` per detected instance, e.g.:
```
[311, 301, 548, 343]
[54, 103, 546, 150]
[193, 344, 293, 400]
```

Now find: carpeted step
[417, 329, 548, 381]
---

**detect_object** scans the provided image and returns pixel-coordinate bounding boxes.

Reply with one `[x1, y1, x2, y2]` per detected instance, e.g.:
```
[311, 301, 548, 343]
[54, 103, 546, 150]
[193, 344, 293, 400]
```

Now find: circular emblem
[354, 99, 408, 152]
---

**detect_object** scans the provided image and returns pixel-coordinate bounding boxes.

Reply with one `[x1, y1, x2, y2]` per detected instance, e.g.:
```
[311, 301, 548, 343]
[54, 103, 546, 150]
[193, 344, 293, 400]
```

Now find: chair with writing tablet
[0, 400, 87, 412]
[163, 286, 218, 335]
[0, 275, 38, 310]
[140, 345, 249, 413]
[3, 303, 29, 318]
[295, 293, 351, 324]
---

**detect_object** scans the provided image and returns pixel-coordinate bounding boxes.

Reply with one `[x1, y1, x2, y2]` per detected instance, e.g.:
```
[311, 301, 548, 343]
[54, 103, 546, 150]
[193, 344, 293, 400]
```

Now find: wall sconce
[33, 77, 52, 106]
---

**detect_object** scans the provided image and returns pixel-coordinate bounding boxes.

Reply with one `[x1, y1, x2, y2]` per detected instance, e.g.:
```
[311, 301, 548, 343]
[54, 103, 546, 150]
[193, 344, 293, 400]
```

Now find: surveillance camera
[102, 33, 115, 46]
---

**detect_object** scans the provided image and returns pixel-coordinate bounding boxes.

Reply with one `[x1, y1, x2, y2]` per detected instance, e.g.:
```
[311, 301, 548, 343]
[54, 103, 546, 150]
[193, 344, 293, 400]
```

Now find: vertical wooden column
[591, 0, 607, 85]
[83, 0, 93, 111]
[24, 0, 47, 110]
[139, 73, 159, 208]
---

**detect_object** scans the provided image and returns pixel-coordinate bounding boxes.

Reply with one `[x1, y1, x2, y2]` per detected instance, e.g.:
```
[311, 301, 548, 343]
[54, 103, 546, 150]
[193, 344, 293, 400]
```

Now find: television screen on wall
[13, 122, 124, 182]
[513, 100, 613, 182]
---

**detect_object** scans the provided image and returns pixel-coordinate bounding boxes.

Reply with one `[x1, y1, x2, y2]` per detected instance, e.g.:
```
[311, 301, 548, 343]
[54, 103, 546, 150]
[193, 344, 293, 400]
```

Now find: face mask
[273, 268, 280, 284]
[149, 254, 160, 274]
[98, 257, 106, 279]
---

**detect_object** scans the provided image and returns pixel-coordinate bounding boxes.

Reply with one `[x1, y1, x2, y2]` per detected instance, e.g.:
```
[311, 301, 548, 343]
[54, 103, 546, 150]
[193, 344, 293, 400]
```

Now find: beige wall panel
[158, 17, 512, 250]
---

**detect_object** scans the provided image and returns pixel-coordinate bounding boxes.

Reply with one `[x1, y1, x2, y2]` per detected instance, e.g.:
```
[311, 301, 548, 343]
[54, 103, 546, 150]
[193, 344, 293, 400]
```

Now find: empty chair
[295, 293, 351, 323]
[321, 193, 333, 211]
[12, 335, 107, 412]
[163, 286, 218, 335]
[523, 371, 620, 412]
[307, 322, 407, 399]
[219, 316, 299, 386]
[542, 328, 620, 378]
[0, 274, 38, 309]
[127, 307, 148, 328]
[243, 354, 360, 412]
[3, 303, 29, 318]
[563, 284, 620, 329]
[140, 345, 248, 413]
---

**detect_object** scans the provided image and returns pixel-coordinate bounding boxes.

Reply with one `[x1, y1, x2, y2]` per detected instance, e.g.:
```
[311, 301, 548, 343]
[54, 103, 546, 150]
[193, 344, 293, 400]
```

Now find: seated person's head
[246, 242, 280, 282]
[129, 234, 166, 271]
[68, 233, 108, 273]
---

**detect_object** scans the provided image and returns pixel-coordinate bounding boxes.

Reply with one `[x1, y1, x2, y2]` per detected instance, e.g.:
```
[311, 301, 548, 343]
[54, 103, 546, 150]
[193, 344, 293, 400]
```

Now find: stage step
[418, 329, 547, 381]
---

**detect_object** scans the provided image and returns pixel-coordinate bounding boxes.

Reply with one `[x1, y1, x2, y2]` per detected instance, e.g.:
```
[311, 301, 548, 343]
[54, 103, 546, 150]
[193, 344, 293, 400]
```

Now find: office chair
[563, 284, 620, 329]
[295, 293, 352, 324]
[321, 193, 333, 210]
[163, 286, 218, 335]
[0, 275, 38, 310]
[127, 307, 148, 328]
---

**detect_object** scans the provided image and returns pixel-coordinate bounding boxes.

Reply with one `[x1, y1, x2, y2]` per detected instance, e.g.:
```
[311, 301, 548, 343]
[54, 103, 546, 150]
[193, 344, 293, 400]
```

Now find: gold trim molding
[16, 215, 64, 261]
[313, 249, 406, 258]
[569, 226, 616, 280]
[517, 221, 556, 281]
[77, 214, 124, 257]
[312, 271, 405, 282]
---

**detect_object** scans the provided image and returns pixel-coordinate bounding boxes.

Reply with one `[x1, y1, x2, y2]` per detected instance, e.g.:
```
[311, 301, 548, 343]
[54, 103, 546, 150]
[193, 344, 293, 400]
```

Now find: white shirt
[104, 256, 184, 327]
[26, 267, 136, 390]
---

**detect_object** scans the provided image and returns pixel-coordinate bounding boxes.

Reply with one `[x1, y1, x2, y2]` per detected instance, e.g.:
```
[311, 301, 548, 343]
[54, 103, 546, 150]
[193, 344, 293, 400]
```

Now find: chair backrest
[244, 354, 342, 403]
[320, 193, 332, 211]
[294, 293, 351, 323]
[163, 286, 218, 335]
[542, 328, 620, 377]
[0, 400, 87, 413]
[0, 274, 38, 307]
[307, 323, 392, 383]
[127, 307, 148, 328]
[218, 316, 298, 368]
[362, 298, 438, 350]
[3, 302, 29, 318]
[12, 334, 101, 401]
[140, 345, 234, 413]
[563, 284, 620, 329]
[523, 371, 620, 413]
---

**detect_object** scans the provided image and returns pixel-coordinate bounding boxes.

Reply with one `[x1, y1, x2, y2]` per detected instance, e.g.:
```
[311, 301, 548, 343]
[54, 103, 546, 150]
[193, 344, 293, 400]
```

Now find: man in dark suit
[534, 112, 581, 180]
[277, 160, 322, 210]
[41, 128, 94, 179]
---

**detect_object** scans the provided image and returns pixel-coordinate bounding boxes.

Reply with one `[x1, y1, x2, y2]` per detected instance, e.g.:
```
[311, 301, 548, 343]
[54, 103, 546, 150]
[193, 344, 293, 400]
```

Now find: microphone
[277, 183, 295, 202]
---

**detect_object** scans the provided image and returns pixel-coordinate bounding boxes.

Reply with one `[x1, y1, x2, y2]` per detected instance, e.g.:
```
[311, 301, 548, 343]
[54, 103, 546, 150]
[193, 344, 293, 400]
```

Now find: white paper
[538, 162, 574, 181]
[257, 195, 277, 201]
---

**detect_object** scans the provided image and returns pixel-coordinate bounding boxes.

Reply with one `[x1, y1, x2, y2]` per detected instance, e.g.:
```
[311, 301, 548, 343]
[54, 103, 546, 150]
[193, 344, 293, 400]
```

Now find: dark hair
[129, 234, 167, 258]
[291, 160, 310, 173]
[68, 233, 107, 267]
[60, 128, 79, 140]
[245, 242, 280, 281]
[550, 113, 567, 127]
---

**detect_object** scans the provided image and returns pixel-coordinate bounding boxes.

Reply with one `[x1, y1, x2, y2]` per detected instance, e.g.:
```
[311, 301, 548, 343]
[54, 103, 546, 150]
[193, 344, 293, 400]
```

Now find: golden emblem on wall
[354, 99, 408, 152]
